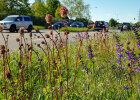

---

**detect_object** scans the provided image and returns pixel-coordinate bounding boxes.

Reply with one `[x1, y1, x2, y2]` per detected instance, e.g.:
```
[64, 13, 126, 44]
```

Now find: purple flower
[116, 59, 120, 63]
[124, 86, 129, 90]
[117, 54, 123, 57]
[138, 84, 140, 89]
[123, 59, 125, 63]
[137, 42, 140, 47]
[118, 66, 124, 70]
[116, 49, 120, 53]
[137, 68, 140, 72]
[88, 45, 95, 63]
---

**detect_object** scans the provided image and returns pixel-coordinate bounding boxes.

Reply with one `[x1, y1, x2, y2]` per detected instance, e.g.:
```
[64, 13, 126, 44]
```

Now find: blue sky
[29, 0, 140, 23]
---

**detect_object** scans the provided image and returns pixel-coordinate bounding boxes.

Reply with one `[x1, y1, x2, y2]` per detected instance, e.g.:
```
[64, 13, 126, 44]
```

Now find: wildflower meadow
[0, 6, 140, 100]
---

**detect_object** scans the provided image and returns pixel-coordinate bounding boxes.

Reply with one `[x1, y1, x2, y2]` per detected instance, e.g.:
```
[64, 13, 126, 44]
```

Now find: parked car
[120, 22, 131, 31]
[70, 22, 84, 27]
[52, 22, 65, 29]
[0, 15, 33, 32]
[94, 21, 109, 32]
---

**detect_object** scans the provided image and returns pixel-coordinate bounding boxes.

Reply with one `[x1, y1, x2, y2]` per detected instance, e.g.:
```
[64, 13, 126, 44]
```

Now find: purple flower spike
[137, 42, 140, 47]
[138, 84, 140, 89]
[118, 66, 124, 70]
[137, 68, 140, 72]
[116, 59, 120, 63]
[118, 54, 123, 57]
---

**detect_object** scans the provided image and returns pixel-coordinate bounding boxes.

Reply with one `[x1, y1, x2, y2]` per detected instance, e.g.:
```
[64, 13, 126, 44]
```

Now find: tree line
[0, 0, 91, 22]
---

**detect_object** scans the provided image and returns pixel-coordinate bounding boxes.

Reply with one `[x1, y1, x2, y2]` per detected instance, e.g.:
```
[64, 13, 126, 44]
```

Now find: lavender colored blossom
[116, 59, 120, 63]
[137, 68, 140, 72]
[124, 86, 129, 90]
[118, 66, 124, 70]
[137, 42, 140, 47]
[138, 84, 140, 89]
[87, 45, 95, 63]
[117, 54, 123, 57]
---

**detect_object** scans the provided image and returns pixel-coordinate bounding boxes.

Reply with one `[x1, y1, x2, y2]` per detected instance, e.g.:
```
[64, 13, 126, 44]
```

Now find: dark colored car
[52, 22, 65, 29]
[70, 22, 84, 27]
[94, 21, 109, 32]
[120, 22, 131, 31]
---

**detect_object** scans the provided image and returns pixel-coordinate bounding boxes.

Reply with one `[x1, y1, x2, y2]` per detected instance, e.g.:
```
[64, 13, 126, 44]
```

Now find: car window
[2, 17, 17, 21]
[24, 17, 31, 21]
[16, 17, 22, 21]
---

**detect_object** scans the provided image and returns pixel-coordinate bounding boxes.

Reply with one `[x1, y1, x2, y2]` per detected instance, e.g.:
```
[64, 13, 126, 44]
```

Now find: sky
[29, 0, 140, 23]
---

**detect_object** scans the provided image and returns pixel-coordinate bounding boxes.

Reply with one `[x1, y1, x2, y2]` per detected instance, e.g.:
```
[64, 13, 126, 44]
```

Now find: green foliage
[0, 31, 140, 99]
[55, 2, 62, 18]
[46, 0, 60, 17]
[109, 18, 117, 27]
[62, 0, 91, 19]
[0, 0, 31, 15]
[32, 2, 47, 17]
[135, 22, 140, 27]
[58, 27, 93, 32]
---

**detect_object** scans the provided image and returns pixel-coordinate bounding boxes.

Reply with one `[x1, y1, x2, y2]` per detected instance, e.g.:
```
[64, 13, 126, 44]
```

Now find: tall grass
[0, 28, 140, 100]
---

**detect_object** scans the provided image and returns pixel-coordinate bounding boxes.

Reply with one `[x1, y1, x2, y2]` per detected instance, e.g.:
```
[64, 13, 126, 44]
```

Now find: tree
[0, 0, 7, 15]
[32, 2, 47, 17]
[5, 0, 31, 15]
[109, 18, 117, 27]
[55, 2, 62, 18]
[46, 0, 60, 17]
[62, 0, 91, 19]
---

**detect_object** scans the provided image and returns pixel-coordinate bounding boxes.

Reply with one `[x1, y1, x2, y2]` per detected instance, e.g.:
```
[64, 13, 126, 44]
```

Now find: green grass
[58, 27, 94, 32]
[33, 25, 46, 29]
[0, 31, 140, 99]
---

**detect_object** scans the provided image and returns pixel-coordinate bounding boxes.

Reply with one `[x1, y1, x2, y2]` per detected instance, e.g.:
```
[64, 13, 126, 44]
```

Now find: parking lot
[0, 29, 120, 50]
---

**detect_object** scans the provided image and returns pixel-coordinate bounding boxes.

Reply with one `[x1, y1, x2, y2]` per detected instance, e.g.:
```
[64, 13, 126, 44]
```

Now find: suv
[120, 22, 131, 31]
[0, 15, 33, 32]
[94, 21, 109, 32]
[70, 22, 84, 27]
[52, 22, 65, 29]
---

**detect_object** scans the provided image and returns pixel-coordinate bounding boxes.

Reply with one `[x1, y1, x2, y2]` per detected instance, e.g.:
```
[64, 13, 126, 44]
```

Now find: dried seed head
[18, 27, 25, 36]
[45, 34, 50, 38]
[64, 31, 69, 35]
[29, 32, 32, 37]
[37, 36, 40, 38]
[0, 25, 3, 32]
[6, 72, 12, 79]
[16, 38, 20, 42]
[50, 31, 53, 35]
[60, 6, 68, 18]
[38, 59, 43, 62]
[37, 44, 41, 47]
[41, 41, 45, 44]
[1, 49, 6, 54]
[28, 45, 32, 51]
[45, 14, 53, 24]
[18, 62, 22, 68]
[0, 45, 5, 50]
[34, 27, 40, 32]
[48, 26, 52, 29]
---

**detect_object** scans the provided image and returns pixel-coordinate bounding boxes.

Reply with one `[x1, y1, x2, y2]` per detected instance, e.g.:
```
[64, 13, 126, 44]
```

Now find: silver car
[0, 15, 33, 32]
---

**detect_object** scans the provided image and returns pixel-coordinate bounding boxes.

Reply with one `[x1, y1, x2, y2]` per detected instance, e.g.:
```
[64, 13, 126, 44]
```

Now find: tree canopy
[109, 18, 117, 27]
[62, 0, 91, 19]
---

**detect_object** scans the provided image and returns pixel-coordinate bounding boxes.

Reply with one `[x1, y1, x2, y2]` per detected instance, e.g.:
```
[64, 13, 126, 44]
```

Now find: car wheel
[27, 25, 32, 32]
[9, 25, 16, 32]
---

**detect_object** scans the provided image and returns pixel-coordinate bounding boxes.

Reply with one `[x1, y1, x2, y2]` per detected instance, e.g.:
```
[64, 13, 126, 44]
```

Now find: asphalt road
[0, 29, 120, 51]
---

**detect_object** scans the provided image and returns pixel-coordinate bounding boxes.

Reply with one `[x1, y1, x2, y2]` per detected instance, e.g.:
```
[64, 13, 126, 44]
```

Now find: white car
[0, 15, 33, 32]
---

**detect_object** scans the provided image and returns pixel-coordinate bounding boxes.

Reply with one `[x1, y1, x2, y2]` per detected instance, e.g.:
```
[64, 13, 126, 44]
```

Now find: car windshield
[2, 17, 17, 21]
[72, 22, 80, 25]
[123, 23, 130, 26]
